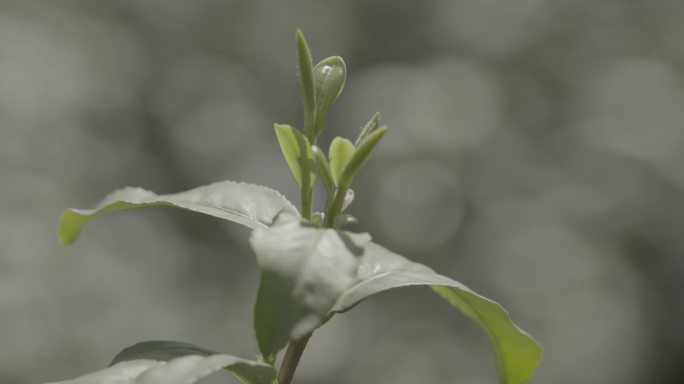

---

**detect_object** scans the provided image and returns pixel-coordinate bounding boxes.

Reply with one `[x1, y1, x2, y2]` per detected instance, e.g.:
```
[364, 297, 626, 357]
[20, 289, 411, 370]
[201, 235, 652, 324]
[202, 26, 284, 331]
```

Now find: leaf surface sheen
[59, 180, 298, 245]
[249, 214, 540, 384]
[330, 242, 543, 384]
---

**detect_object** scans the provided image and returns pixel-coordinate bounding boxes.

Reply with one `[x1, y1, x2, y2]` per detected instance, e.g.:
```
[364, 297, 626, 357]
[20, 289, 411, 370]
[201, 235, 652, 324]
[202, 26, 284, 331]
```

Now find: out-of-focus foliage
[1, 0, 683, 383]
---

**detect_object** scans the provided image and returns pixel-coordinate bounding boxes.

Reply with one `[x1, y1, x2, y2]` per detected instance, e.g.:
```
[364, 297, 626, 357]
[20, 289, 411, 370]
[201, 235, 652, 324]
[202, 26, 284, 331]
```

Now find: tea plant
[51, 30, 542, 384]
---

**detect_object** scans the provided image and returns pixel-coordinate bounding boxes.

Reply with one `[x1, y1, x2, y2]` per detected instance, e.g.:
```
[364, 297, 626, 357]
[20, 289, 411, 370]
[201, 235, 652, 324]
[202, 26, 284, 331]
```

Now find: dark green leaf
[274, 124, 316, 190]
[59, 181, 298, 245]
[313, 56, 346, 136]
[329, 242, 543, 384]
[251, 213, 370, 355]
[47, 342, 276, 384]
[109, 340, 218, 365]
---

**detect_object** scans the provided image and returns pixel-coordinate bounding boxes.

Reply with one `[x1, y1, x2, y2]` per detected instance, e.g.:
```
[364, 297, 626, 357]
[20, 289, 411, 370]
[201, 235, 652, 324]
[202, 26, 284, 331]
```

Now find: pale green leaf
[45, 352, 275, 384]
[329, 242, 543, 384]
[328, 137, 356, 186]
[59, 180, 298, 245]
[274, 124, 316, 189]
[251, 213, 370, 355]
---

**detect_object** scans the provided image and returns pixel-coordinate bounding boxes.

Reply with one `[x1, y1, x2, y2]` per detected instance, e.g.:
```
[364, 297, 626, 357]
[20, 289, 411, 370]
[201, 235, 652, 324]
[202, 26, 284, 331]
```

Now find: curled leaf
[313, 56, 346, 136]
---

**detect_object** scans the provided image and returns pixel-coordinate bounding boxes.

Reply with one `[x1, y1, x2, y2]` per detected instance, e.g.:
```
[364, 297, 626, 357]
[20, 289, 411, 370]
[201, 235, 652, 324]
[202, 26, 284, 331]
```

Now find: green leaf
[338, 126, 386, 189]
[296, 29, 316, 142]
[312, 145, 334, 195]
[313, 56, 346, 136]
[274, 124, 316, 190]
[325, 127, 386, 227]
[59, 181, 299, 245]
[251, 213, 370, 356]
[329, 242, 543, 384]
[328, 137, 356, 186]
[47, 342, 276, 384]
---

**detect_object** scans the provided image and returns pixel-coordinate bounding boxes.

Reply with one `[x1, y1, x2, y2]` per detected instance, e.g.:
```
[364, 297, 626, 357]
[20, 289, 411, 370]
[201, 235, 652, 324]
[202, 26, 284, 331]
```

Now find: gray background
[1, 0, 683, 383]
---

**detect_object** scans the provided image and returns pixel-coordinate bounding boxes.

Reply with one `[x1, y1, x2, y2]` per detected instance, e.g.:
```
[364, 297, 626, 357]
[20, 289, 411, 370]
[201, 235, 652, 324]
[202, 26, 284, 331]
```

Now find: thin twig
[277, 333, 312, 384]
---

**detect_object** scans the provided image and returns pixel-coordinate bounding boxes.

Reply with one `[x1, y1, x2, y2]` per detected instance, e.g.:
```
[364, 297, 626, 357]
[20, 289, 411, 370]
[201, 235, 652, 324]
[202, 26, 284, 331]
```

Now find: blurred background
[2, 0, 684, 383]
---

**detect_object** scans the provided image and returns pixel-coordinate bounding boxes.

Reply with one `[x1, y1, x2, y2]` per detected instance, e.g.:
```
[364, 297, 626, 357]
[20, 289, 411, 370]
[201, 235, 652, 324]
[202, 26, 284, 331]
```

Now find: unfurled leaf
[59, 181, 299, 245]
[274, 124, 316, 190]
[329, 242, 543, 384]
[313, 56, 346, 136]
[251, 213, 370, 356]
[46, 351, 276, 384]
[328, 137, 355, 186]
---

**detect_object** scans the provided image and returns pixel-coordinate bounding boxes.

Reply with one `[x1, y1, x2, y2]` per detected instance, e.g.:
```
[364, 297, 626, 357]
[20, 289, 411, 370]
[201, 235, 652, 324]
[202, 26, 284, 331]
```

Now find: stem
[301, 187, 313, 220]
[325, 184, 348, 227]
[277, 333, 311, 384]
